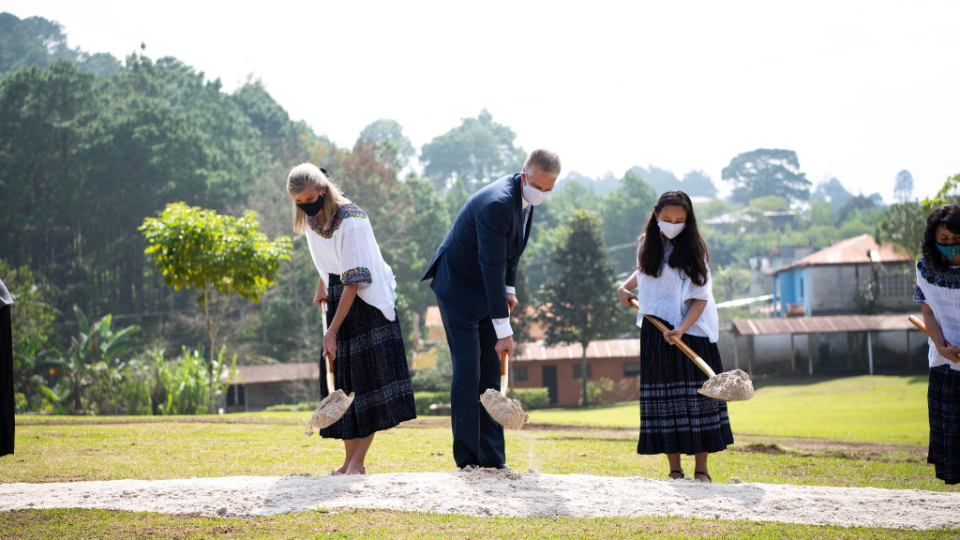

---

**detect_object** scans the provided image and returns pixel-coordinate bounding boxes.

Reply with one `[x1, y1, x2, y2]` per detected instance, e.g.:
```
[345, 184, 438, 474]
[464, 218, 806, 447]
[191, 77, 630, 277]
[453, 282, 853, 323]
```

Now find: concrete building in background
[770, 234, 914, 318]
[224, 363, 319, 412]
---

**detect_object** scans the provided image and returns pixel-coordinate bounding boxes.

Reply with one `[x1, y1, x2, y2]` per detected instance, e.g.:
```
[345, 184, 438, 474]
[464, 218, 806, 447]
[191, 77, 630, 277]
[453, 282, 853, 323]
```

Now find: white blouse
[914, 257, 960, 371]
[633, 236, 719, 342]
[304, 204, 398, 321]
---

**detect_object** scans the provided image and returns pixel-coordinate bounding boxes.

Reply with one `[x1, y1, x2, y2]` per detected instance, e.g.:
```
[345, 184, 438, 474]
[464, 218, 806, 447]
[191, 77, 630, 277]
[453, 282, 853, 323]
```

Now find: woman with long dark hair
[915, 203, 960, 485]
[617, 191, 733, 482]
[286, 163, 417, 475]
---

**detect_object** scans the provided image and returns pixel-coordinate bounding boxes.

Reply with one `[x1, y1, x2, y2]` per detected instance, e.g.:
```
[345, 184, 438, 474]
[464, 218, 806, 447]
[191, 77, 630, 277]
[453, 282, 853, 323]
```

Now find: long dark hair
[922, 204, 960, 270]
[637, 190, 710, 286]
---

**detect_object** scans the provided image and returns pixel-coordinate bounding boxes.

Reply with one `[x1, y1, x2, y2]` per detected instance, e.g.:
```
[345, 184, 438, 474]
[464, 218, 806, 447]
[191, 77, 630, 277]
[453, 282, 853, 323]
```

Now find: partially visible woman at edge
[616, 190, 733, 483]
[915, 203, 960, 485]
[286, 163, 417, 475]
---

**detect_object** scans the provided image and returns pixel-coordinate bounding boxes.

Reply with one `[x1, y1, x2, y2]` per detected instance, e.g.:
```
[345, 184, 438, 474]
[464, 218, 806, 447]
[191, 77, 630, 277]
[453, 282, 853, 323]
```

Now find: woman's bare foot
[345, 465, 365, 475]
[668, 469, 684, 480]
[694, 471, 712, 483]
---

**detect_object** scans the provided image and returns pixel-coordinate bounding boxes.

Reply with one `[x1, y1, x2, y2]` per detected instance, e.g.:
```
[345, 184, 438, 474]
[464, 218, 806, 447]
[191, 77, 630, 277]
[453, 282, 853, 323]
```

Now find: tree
[812, 177, 853, 210]
[722, 149, 811, 205]
[140, 203, 290, 411]
[600, 170, 658, 274]
[894, 170, 914, 203]
[875, 201, 924, 261]
[419, 109, 526, 193]
[681, 169, 719, 198]
[358, 119, 415, 165]
[47, 305, 141, 414]
[537, 210, 627, 407]
[836, 194, 877, 226]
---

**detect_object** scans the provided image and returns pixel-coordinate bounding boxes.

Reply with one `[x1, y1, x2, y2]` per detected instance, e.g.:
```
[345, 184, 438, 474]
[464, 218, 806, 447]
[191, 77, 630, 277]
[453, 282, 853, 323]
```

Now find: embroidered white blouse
[914, 256, 960, 371]
[633, 235, 719, 342]
[304, 203, 398, 321]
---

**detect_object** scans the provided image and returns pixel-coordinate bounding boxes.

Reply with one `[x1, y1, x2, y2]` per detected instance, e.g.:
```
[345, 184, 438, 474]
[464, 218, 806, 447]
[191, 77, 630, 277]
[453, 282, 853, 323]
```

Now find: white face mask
[657, 220, 686, 239]
[522, 175, 549, 206]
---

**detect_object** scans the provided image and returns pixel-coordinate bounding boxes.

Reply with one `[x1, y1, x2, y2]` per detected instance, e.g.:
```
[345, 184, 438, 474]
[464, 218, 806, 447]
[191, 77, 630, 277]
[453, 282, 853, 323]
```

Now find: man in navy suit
[422, 149, 561, 470]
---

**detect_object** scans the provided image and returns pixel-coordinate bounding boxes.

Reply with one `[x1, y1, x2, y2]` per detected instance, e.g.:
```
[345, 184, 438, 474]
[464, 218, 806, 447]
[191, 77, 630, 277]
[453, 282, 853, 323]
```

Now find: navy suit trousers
[435, 296, 505, 468]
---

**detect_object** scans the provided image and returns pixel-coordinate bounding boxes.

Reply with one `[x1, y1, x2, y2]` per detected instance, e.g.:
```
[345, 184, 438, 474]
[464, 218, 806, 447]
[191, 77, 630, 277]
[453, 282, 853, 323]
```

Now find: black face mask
[297, 193, 324, 217]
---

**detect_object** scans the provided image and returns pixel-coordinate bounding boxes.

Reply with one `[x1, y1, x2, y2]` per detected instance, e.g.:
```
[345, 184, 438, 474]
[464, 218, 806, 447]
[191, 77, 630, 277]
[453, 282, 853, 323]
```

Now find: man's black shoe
[494, 464, 511, 471]
[460, 464, 479, 471]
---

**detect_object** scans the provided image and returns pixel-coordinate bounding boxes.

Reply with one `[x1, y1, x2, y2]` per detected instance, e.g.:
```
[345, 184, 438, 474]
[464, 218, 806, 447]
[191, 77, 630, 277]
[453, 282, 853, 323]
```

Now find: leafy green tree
[359, 119, 415, 165]
[875, 201, 925, 261]
[836, 194, 877, 225]
[748, 195, 790, 212]
[812, 177, 853, 210]
[600, 170, 658, 274]
[921, 173, 960, 213]
[894, 170, 914, 203]
[420, 109, 526, 192]
[680, 169, 719, 198]
[722, 149, 811, 204]
[140, 203, 290, 411]
[0, 13, 120, 77]
[537, 210, 627, 407]
[46, 306, 141, 413]
[0, 259, 59, 411]
[809, 201, 833, 226]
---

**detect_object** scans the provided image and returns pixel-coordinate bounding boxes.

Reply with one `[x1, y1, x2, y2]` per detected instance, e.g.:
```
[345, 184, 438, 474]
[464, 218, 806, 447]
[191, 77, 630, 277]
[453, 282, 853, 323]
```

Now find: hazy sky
[7, 0, 960, 201]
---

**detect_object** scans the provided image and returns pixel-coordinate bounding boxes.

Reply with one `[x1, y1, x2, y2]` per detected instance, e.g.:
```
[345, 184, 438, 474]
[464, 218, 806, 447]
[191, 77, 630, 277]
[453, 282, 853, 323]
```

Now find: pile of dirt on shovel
[304, 390, 353, 435]
[480, 389, 528, 430]
[699, 369, 754, 401]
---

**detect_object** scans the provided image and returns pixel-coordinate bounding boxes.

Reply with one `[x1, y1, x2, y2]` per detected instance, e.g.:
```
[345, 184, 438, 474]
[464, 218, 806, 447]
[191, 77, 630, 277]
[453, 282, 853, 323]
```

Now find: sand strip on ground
[2, 470, 958, 530]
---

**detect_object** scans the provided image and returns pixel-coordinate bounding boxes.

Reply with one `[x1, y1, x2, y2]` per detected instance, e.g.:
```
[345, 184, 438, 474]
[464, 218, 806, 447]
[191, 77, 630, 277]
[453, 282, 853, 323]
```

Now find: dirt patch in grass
[740, 443, 787, 455]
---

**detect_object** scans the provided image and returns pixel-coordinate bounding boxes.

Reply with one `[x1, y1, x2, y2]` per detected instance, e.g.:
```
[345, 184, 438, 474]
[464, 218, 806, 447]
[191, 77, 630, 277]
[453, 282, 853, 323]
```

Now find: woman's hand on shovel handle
[313, 278, 327, 308]
[617, 272, 639, 307]
[323, 332, 337, 361]
[496, 335, 515, 360]
[663, 328, 686, 345]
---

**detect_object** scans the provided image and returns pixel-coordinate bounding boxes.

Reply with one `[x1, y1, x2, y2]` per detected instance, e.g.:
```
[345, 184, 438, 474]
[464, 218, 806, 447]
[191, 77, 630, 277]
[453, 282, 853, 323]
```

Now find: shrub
[414, 391, 451, 415]
[509, 387, 550, 410]
[264, 402, 315, 412]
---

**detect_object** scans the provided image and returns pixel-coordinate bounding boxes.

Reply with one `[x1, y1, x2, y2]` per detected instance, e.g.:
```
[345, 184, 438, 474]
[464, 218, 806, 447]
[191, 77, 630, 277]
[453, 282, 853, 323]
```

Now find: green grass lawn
[2, 375, 955, 539]
[3, 508, 957, 540]
[529, 375, 929, 445]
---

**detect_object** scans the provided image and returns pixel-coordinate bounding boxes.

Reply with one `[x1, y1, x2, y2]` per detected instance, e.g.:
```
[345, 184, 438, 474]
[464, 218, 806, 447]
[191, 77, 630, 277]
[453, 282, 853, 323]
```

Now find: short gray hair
[523, 149, 561, 176]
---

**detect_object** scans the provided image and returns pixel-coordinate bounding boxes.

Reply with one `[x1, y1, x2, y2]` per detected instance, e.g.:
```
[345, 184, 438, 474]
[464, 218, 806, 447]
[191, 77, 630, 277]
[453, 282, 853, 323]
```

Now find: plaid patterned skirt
[638, 316, 734, 455]
[928, 364, 960, 484]
[318, 274, 417, 440]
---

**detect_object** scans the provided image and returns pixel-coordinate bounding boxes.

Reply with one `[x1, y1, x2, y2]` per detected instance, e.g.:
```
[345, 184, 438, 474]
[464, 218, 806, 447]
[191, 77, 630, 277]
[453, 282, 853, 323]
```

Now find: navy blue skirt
[318, 274, 417, 440]
[638, 316, 734, 455]
[928, 364, 960, 484]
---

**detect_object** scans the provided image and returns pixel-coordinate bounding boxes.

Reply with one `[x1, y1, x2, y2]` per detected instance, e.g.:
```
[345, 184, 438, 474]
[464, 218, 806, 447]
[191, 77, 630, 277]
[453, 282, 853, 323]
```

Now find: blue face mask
[937, 243, 960, 259]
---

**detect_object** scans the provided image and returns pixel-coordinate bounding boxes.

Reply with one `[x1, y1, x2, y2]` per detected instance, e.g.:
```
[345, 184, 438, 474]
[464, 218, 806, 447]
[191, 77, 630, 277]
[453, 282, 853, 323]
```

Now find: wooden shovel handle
[628, 298, 717, 378]
[909, 314, 960, 361]
[321, 299, 335, 393]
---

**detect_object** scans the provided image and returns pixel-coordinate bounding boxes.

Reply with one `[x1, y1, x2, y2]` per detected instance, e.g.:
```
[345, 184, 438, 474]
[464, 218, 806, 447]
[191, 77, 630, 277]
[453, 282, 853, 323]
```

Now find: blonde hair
[286, 163, 351, 233]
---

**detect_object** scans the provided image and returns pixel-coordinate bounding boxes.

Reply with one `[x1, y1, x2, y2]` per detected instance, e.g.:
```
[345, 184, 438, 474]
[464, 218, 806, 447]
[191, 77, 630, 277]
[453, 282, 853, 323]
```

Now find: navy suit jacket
[421, 173, 533, 320]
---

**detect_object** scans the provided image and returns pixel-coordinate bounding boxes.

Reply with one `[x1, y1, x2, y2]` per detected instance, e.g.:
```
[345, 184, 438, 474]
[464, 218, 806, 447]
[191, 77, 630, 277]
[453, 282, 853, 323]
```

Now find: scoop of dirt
[698, 369, 754, 402]
[304, 390, 354, 435]
[480, 389, 528, 430]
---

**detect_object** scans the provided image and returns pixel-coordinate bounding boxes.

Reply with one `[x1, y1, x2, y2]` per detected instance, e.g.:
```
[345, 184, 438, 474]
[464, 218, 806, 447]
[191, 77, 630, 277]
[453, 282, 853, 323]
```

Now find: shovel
[305, 299, 355, 435]
[628, 298, 753, 402]
[908, 314, 960, 362]
[480, 306, 529, 429]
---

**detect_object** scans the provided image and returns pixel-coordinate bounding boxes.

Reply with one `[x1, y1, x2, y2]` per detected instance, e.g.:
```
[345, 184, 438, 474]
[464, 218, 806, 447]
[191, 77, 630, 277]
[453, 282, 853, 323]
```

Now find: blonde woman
[287, 163, 416, 475]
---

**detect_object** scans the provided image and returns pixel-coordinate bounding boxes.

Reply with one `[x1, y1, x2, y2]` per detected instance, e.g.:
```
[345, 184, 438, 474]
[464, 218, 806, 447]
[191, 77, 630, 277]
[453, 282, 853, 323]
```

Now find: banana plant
[46, 305, 141, 414]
